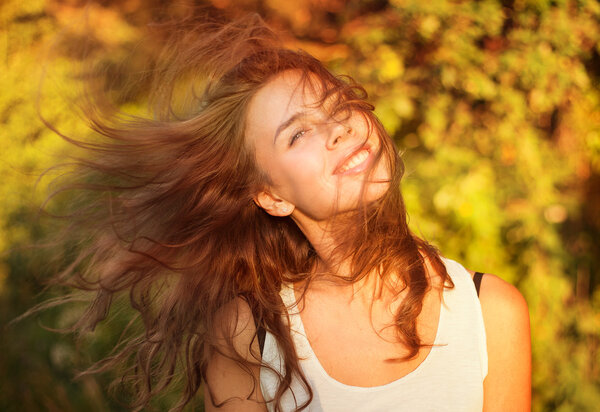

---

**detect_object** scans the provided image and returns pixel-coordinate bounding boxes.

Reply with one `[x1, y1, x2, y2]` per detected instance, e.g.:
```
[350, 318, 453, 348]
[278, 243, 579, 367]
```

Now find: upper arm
[204, 297, 267, 412]
[478, 274, 531, 412]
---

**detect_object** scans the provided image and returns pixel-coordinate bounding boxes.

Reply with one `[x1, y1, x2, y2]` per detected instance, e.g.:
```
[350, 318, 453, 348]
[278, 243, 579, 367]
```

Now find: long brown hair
[43, 12, 452, 412]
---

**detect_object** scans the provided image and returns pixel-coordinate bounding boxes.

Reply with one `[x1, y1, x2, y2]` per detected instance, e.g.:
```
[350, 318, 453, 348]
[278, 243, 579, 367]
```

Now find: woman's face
[245, 70, 390, 223]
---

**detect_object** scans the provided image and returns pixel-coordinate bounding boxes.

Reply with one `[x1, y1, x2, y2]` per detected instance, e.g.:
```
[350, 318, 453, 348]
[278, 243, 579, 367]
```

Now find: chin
[364, 181, 390, 204]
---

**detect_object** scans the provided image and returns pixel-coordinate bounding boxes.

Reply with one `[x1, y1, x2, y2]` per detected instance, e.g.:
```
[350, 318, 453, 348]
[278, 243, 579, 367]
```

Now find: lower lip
[334, 149, 373, 176]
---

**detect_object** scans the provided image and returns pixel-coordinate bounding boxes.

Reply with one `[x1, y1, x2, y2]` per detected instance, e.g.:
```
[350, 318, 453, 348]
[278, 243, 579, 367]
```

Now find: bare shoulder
[473, 273, 531, 411]
[205, 296, 266, 411]
[213, 296, 258, 344]
[479, 273, 529, 323]
[465, 269, 528, 318]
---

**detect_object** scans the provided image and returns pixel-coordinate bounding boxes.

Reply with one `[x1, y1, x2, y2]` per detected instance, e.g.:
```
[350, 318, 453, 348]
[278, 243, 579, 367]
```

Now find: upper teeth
[339, 149, 369, 172]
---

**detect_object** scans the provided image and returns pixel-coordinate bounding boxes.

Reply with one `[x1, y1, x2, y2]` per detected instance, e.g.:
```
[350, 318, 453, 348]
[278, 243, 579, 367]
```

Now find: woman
[50, 13, 530, 412]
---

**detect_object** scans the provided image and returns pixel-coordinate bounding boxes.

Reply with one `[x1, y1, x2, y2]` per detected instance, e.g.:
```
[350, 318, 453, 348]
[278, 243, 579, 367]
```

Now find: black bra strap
[473, 272, 484, 297]
[241, 294, 267, 356]
[257, 325, 266, 356]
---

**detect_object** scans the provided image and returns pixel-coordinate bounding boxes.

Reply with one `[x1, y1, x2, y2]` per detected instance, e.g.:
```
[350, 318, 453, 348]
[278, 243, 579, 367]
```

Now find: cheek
[359, 157, 392, 201]
[270, 149, 337, 209]
[277, 155, 328, 199]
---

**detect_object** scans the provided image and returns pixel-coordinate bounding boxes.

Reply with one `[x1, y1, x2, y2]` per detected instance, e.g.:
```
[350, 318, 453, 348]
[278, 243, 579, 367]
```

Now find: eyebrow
[273, 112, 303, 144]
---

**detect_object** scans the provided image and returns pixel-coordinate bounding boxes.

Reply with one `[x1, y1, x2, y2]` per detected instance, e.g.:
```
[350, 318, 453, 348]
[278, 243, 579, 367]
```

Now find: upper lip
[333, 143, 372, 174]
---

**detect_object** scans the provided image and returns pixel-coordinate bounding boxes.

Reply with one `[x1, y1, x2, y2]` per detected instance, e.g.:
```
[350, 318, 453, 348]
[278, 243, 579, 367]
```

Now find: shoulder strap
[473, 272, 484, 297]
[257, 324, 266, 356]
[240, 294, 267, 356]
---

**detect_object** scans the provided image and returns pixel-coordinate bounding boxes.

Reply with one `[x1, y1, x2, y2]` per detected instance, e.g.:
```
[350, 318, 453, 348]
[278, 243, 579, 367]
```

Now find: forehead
[245, 70, 332, 145]
[254, 70, 325, 116]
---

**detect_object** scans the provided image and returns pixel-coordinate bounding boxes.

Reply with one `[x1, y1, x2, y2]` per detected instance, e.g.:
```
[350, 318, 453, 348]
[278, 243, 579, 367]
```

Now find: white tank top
[260, 258, 488, 412]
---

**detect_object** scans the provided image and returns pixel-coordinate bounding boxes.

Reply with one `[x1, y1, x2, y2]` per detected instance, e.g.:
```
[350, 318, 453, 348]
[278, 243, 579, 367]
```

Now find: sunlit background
[1, 0, 599, 411]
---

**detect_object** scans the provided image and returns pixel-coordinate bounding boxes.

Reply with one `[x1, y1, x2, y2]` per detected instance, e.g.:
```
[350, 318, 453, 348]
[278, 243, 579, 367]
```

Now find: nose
[326, 121, 352, 150]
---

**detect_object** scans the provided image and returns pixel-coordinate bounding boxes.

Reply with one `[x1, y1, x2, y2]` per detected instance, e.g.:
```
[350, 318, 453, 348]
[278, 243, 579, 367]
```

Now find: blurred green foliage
[1, 0, 599, 411]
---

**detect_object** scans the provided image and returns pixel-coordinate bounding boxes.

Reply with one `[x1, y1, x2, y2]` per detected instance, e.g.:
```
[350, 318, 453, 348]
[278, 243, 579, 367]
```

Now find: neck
[291, 209, 400, 301]
[290, 209, 348, 275]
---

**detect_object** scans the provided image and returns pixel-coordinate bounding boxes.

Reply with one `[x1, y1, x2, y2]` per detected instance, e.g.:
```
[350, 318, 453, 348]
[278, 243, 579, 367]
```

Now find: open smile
[333, 146, 372, 175]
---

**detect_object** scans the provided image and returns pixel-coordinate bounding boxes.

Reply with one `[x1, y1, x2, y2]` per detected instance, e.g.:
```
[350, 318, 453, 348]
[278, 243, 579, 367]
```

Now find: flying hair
[39, 11, 453, 412]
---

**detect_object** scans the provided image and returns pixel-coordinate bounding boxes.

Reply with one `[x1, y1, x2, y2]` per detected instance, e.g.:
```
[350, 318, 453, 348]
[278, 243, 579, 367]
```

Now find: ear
[254, 190, 295, 217]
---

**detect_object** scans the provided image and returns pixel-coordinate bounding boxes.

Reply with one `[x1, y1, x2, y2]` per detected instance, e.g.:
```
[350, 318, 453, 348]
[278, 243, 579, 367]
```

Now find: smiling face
[245, 70, 391, 224]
